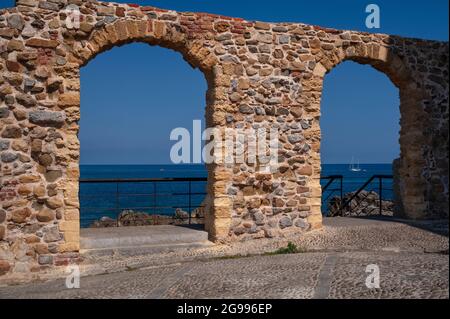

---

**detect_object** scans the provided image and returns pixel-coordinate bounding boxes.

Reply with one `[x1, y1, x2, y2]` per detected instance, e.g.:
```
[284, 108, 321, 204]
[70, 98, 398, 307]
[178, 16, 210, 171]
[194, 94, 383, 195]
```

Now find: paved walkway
[0, 250, 447, 299]
[81, 225, 212, 252]
[0, 218, 448, 299]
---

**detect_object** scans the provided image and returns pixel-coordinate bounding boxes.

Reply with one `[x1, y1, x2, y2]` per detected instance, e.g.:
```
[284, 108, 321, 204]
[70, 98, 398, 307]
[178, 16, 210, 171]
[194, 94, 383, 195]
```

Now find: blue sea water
[321, 163, 394, 197]
[79, 164, 393, 228]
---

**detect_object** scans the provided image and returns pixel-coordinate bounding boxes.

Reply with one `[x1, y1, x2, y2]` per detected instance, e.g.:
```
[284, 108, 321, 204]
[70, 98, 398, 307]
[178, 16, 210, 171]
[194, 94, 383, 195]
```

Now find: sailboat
[350, 157, 362, 172]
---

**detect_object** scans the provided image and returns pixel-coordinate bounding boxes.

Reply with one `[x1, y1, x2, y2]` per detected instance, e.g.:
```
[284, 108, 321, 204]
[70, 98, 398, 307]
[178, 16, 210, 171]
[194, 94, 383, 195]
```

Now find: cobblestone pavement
[0, 251, 448, 299]
[0, 218, 448, 299]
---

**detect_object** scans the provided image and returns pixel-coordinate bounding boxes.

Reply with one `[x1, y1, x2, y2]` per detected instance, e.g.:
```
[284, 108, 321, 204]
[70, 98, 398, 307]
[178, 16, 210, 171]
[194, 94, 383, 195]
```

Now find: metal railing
[80, 175, 394, 227]
[79, 177, 207, 227]
[340, 175, 394, 216]
[321, 175, 344, 215]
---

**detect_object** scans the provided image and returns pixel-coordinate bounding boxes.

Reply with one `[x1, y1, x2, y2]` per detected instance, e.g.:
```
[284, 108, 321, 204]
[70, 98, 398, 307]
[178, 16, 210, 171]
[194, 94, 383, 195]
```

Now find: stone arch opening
[78, 42, 209, 233]
[61, 20, 224, 246]
[313, 44, 428, 219]
[319, 60, 400, 216]
[321, 61, 400, 164]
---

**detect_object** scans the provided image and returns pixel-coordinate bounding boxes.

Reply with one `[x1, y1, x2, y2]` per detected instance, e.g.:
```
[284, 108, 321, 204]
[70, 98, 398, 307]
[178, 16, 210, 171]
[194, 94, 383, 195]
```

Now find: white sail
[350, 157, 362, 172]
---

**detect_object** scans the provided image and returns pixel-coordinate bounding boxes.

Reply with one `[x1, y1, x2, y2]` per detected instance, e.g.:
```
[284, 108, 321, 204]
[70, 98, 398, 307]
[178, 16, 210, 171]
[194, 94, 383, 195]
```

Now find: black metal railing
[321, 175, 343, 215]
[80, 175, 395, 227]
[321, 175, 394, 216]
[340, 175, 394, 216]
[79, 177, 207, 227]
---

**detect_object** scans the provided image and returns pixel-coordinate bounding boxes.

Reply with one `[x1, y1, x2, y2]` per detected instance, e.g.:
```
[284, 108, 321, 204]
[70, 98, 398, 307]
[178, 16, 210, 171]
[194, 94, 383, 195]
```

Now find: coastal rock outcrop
[90, 198, 209, 228]
[327, 191, 394, 217]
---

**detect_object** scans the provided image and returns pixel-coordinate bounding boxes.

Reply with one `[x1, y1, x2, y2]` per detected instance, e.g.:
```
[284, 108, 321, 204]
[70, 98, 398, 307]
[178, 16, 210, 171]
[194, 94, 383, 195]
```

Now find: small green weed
[266, 242, 306, 255]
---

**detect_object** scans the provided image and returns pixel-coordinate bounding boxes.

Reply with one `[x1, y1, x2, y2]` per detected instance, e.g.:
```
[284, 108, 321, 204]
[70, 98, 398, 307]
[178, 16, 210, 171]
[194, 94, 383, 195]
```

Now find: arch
[74, 19, 217, 74]
[320, 61, 400, 164]
[0, 1, 447, 279]
[313, 42, 429, 218]
[60, 18, 231, 243]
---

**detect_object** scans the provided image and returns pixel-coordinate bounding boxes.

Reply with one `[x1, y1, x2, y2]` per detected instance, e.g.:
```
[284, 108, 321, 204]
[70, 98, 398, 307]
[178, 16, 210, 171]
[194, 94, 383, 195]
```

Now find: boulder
[175, 208, 189, 220]
[117, 210, 156, 227]
[90, 216, 117, 228]
[327, 190, 394, 217]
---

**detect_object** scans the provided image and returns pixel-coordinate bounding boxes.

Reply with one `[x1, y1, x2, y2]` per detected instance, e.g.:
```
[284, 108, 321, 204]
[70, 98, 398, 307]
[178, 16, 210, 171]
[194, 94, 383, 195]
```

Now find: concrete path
[0, 217, 448, 299]
[0, 250, 447, 299]
[80, 225, 213, 254]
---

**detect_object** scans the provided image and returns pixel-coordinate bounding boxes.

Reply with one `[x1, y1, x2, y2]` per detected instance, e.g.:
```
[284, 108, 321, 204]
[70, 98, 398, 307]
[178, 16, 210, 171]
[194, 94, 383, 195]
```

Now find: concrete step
[80, 225, 212, 253]
[81, 241, 214, 258]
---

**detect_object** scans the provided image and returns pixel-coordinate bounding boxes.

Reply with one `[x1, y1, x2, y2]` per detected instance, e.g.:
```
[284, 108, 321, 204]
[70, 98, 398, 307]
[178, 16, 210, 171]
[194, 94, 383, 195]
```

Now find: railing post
[379, 176, 383, 216]
[153, 182, 157, 215]
[188, 181, 192, 225]
[116, 182, 119, 227]
[340, 176, 343, 212]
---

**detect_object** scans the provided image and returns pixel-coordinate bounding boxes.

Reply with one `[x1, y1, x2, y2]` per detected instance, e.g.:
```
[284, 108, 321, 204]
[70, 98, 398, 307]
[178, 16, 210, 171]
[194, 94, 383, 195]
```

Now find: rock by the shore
[175, 209, 189, 220]
[89, 197, 209, 228]
[327, 190, 394, 217]
[90, 216, 116, 228]
[89, 210, 205, 228]
[117, 210, 158, 227]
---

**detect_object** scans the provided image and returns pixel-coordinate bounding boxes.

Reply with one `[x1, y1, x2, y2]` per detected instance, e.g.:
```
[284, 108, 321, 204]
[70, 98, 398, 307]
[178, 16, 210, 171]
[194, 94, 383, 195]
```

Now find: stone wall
[0, 0, 448, 278]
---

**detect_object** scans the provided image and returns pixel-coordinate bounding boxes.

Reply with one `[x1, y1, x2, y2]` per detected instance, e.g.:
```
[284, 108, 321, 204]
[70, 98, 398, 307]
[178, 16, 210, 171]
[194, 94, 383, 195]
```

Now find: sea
[79, 164, 393, 228]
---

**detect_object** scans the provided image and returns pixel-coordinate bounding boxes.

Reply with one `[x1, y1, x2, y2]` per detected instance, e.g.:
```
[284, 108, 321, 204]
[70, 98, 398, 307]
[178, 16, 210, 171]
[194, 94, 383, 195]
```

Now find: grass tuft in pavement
[265, 242, 307, 256]
[213, 242, 307, 261]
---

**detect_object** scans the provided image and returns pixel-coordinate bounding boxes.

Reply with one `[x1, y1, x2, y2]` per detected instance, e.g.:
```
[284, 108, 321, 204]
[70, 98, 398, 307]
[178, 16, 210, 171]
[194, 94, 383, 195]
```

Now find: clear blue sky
[2, 0, 448, 164]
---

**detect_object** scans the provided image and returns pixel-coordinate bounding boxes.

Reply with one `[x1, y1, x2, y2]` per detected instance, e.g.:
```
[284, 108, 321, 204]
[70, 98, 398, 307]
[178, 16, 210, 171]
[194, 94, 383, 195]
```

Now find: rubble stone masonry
[0, 0, 448, 277]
